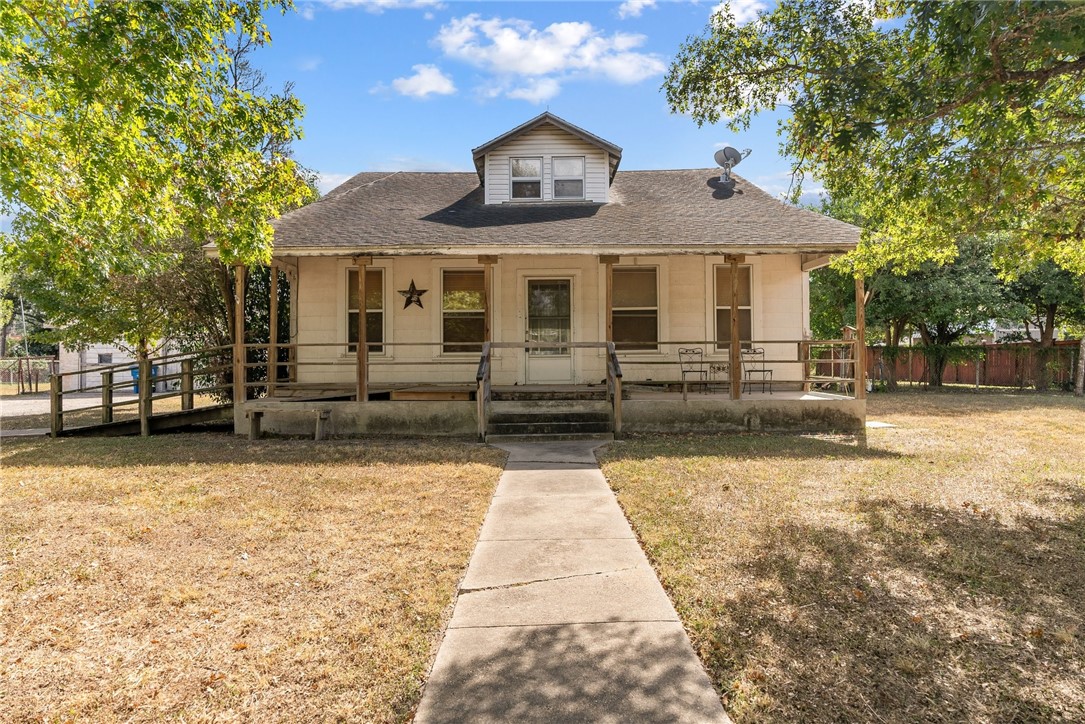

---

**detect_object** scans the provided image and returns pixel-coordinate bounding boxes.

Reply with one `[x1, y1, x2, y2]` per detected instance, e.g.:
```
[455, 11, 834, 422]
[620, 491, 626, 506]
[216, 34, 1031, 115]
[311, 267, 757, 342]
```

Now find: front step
[485, 400, 614, 439]
[486, 432, 614, 444]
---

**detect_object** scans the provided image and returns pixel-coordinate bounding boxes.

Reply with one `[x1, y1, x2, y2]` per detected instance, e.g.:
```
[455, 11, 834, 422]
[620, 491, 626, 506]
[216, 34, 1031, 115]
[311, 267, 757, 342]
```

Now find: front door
[525, 278, 573, 383]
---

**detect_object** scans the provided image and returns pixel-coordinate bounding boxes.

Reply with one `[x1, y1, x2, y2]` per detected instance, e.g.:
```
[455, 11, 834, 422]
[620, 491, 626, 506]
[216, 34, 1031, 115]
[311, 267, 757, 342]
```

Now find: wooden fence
[0, 356, 57, 393]
[867, 341, 1081, 390]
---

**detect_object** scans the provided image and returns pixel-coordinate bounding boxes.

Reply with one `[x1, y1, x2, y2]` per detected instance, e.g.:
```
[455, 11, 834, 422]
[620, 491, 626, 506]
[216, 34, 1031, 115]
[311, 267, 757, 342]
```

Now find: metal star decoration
[398, 280, 428, 309]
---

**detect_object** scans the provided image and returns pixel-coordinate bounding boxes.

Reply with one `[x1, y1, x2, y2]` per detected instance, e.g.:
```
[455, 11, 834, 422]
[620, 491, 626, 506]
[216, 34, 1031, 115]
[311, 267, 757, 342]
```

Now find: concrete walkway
[415, 441, 729, 724]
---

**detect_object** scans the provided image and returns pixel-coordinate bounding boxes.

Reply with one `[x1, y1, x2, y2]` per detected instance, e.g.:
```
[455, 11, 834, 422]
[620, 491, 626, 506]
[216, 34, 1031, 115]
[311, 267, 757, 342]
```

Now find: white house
[212, 113, 866, 439]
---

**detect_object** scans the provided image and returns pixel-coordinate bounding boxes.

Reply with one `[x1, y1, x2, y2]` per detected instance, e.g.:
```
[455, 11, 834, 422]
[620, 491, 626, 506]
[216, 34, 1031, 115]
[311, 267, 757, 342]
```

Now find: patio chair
[679, 347, 709, 401]
[742, 347, 773, 394]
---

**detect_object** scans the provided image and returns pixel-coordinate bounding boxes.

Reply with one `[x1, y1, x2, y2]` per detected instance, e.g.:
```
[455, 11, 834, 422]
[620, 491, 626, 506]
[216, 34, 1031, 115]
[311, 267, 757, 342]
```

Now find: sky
[252, 0, 813, 200]
[0, 0, 809, 235]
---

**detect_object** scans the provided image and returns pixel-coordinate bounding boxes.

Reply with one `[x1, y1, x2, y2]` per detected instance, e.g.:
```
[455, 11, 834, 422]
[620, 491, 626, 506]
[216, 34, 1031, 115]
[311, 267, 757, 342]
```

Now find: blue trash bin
[130, 365, 159, 394]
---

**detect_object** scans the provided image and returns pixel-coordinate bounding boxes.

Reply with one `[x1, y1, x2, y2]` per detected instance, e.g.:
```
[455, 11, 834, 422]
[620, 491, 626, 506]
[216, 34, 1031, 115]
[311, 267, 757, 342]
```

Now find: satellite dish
[714, 146, 751, 182]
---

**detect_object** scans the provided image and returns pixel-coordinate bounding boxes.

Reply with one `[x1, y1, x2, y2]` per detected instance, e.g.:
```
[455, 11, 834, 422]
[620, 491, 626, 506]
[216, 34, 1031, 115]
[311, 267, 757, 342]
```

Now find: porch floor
[266, 382, 855, 403]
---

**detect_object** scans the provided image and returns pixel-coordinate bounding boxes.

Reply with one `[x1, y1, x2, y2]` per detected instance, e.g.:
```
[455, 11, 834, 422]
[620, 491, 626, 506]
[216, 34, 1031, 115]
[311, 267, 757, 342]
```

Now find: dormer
[471, 112, 623, 205]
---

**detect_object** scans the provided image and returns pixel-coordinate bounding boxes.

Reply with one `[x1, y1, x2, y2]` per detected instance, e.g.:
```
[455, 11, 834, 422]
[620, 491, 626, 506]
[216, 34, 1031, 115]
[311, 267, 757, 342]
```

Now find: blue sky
[253, 0, 813, 200]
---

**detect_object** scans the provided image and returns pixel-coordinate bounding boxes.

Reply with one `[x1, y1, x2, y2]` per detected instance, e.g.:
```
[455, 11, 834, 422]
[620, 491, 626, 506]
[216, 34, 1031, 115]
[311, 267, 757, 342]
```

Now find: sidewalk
[414, 441, 729, 723]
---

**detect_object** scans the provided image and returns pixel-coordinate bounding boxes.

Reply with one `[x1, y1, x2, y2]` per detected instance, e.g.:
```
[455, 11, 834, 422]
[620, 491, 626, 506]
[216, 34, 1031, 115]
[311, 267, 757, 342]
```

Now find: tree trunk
[1033, 303, 1058, 391]
[1077, 279, 1085, 397]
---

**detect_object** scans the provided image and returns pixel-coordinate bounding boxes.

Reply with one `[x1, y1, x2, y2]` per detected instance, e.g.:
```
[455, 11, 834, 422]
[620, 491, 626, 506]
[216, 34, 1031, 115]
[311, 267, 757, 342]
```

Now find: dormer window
[553, 157, 585, 199]
[511, 158, 542, 199]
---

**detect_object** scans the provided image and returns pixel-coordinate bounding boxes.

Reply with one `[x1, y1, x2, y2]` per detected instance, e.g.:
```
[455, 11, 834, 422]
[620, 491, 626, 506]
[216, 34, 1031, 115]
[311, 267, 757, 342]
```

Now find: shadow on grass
[691, 491, 1085, 721]
[866, 388, 1085, 419]
[606, 432, 904, 462]
[0, 433, 503, 469]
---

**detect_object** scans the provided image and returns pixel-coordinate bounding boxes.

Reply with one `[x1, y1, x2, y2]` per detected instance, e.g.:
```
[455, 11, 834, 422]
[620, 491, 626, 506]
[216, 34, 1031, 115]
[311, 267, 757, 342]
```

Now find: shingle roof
[267, 169, 859, 257]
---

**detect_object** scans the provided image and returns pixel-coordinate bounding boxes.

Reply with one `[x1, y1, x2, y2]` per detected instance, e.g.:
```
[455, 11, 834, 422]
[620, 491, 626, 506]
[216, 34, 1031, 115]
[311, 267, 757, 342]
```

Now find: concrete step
[488, 420, 613, 436]
[490, 399, 611, 414]
[489, 411, 611, 425]
[485, 432, 615, 444]
[493, 388, 609, 402]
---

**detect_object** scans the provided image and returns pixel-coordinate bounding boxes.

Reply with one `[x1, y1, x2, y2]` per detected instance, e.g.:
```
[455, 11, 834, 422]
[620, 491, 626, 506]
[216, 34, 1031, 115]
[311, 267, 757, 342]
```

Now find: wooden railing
[49, 345, 234, 437]
[605, 341, 623, 437]
[475, 342, 492, 442]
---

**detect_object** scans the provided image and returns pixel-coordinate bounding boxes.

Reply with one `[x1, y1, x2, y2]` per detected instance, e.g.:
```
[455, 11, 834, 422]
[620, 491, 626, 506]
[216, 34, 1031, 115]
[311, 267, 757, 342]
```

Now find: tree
[0, 1, 314, 358]
[665, 1, 1085, 276]
[1001, 262, 1085, 389]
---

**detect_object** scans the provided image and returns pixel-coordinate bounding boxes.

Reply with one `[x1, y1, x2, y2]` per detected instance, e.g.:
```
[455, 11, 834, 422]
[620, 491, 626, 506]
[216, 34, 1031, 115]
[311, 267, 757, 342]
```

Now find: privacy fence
[866, 341, 1081, 391]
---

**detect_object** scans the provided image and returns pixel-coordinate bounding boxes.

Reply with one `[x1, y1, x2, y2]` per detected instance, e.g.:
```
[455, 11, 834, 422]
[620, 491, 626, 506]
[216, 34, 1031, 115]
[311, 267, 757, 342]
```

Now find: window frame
[552, 155, 586, 200]
[510, 157, 543, 200]
[713, 264, 754, 352]
[346, 267, 385, 355]
[611, 266, 659, 352]
[441, 268, 487, 355]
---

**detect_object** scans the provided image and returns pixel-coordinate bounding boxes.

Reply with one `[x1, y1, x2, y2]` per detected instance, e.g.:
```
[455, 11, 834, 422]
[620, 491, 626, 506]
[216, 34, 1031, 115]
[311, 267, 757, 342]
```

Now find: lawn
[0, 435, 505, 722]
[599, 391, 1085, 722]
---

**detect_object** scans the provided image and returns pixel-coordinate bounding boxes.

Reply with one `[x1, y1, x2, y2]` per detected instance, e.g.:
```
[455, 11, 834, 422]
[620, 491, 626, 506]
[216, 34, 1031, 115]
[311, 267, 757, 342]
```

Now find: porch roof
[256, 169, 860, 258]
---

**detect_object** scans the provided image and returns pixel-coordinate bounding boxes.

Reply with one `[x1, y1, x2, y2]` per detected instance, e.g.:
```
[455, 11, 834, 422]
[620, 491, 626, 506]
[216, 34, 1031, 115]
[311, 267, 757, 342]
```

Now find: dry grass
[599, 391, 1085, 722]
[0, 435, 505, 722]
[1, 393, 220, 431]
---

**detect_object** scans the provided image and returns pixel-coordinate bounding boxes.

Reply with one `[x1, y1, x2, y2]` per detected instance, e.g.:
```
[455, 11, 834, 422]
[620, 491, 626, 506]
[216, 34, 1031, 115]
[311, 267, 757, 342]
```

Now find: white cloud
[506, 78, 562, 104]
[298, 3, 316, 20]
[296, 56, 322, 72]
[389, 64, 456, 98]
[321, 0, 442, 13]
[316, 173, 354, 195]
[433, 14, 665, 103]
[370, 156, 469, 172]
[712, 0, 767, 24]
[618, 0, 656, 19]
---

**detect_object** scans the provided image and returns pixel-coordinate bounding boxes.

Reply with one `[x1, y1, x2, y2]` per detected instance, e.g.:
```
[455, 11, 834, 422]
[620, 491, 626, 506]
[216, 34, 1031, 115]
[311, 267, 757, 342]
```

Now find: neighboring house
[58, 342, 176, 393]
[212, 113, 865, 438]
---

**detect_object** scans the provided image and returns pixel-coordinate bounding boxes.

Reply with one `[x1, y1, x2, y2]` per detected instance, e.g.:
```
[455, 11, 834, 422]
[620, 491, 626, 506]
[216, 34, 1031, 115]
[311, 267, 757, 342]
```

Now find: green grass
[1, 435, 505, 722]
[599, 391, 1085, 722]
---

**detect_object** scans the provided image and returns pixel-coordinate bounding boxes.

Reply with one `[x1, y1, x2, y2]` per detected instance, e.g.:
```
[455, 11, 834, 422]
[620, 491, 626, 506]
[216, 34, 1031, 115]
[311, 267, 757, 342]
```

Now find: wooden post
[101, 370, 113, 423]
[268, 263, 279, 397]
[50, 373, 62, 437]
[855, 275, 867, 399]
[600, 256, 618, 343]
[354, 256, 370, 402]
[233, 265, 247, 411]
[180, 359, 194, 411]
[479, 255, 497, 343]
[138, 357, 151, 437]
[728, 255, 742, 400]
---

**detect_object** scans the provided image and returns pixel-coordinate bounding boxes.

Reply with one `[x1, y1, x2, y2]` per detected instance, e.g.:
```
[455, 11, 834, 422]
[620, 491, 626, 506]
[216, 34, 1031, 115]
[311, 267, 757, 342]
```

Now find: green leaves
[1, 0, 313, 348]
[665, 0, 1085, 276]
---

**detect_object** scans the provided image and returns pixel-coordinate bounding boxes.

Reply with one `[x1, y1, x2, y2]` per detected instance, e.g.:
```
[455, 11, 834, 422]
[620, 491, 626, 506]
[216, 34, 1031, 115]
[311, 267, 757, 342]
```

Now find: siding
[292, 253, 811, 388]
[484, 123, 609, 204]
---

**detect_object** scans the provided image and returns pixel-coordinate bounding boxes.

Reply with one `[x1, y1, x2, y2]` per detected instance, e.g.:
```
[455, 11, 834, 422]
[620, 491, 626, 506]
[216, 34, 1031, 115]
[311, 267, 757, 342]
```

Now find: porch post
[855, 275, 867, 399]
[354, 256, 371, 402]
[479, 255, 498, 342]
[727, 255, 743, 400]
[600, 255, 619, 343]
[232, 264, 247, 414]
[268, 262, 279, 397]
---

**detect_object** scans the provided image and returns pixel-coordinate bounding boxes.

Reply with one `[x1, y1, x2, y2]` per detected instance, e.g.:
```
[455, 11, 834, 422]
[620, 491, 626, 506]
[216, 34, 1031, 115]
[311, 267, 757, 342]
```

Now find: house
[58, 341, 178, 394]
[211, 112, 866, 439]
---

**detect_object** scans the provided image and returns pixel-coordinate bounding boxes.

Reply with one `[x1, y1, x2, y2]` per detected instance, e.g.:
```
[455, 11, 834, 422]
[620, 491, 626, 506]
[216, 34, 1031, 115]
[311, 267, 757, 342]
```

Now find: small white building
[58, 342, 176, 393]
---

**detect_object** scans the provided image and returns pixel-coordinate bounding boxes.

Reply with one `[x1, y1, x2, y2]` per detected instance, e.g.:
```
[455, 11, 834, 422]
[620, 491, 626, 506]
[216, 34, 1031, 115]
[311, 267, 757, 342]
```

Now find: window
[612, 267, 658, 351]
[443, 270, 486, 353]
[347, 268, 384, 353]
[97, 353, 113, 365]
[553, 156, 585, 199]
[715, 265, 752, 349]
[511, 158, 542, 199]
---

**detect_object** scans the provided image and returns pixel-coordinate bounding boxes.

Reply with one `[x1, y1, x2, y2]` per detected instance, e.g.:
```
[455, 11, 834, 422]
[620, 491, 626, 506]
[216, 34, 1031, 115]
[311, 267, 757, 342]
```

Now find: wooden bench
[247, 403, 333, 441]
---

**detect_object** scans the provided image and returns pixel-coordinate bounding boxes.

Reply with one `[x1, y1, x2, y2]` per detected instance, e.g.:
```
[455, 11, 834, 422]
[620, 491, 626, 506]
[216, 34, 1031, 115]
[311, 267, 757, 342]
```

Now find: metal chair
[679, 347, 708, 401]
[742, 347, 773, 394]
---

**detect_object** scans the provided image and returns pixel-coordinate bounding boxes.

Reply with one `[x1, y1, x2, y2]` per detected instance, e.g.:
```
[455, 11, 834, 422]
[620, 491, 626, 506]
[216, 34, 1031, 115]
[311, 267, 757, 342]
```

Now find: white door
[525, 278, 574, 383]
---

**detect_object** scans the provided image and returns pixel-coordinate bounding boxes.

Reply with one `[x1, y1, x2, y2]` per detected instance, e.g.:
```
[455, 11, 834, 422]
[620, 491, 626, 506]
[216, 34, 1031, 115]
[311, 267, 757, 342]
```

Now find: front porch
[237, 339, 866, 440]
